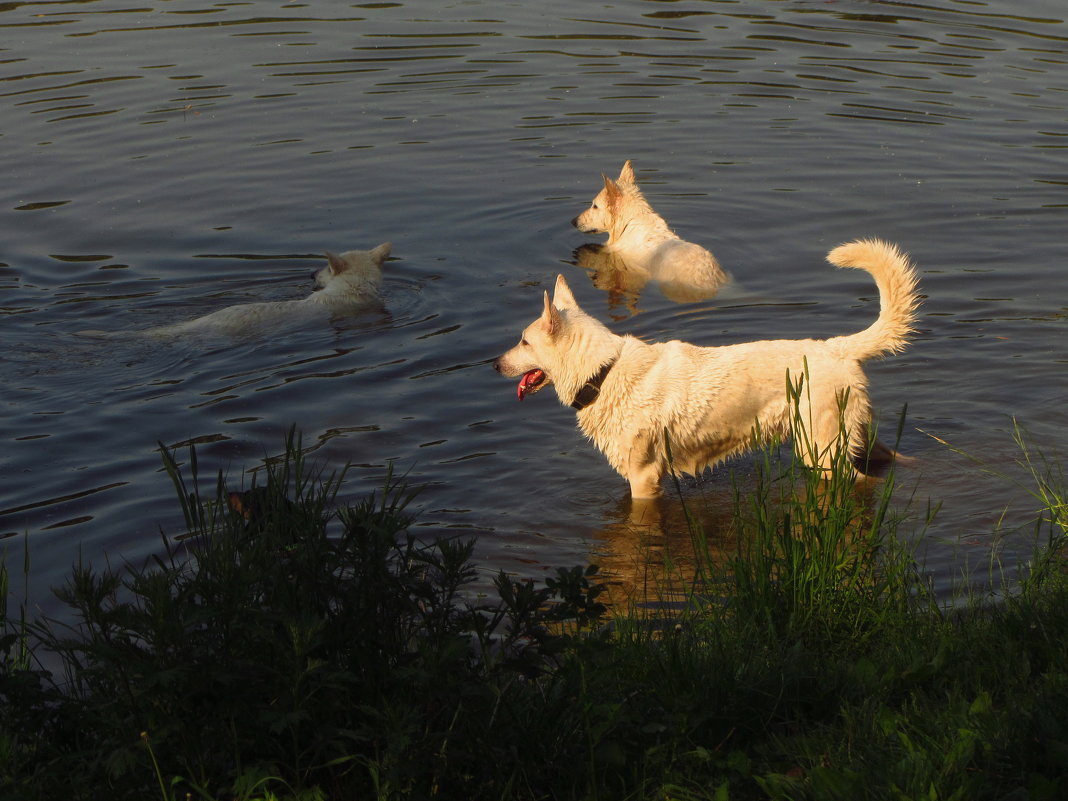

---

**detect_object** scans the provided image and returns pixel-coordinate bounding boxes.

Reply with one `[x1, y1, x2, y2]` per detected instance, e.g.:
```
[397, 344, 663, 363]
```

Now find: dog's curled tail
[828, 238, 920, 361]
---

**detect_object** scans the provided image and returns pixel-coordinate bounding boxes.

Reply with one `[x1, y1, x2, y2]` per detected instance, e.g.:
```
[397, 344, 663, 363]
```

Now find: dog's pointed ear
[325, 251, 346, 274]
[540, 290, 562, 336]
[618, 160, 636, 184]
[370, 242, 391, 266]
[601, 174, 623, 210]
[552, 274, 578, 311]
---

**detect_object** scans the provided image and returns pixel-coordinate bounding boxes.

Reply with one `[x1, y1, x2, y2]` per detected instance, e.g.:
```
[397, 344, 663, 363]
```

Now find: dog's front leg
[624, 429, 663, 499]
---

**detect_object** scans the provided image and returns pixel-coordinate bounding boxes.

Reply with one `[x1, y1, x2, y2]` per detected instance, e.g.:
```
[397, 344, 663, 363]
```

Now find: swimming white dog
[81, 243, 391, 338]
[571, 160, 729, 300]
[494, 239, 919, 498]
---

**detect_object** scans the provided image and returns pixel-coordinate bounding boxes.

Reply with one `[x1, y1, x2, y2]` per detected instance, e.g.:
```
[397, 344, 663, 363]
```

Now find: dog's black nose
[570, 216, 581, 229]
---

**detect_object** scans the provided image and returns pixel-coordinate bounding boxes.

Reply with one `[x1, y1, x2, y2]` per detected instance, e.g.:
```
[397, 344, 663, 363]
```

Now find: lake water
[2, 0, 1066, 615]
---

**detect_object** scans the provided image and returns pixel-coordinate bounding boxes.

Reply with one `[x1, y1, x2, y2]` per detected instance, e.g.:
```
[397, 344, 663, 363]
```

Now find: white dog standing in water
[571, 160, 729, 299]
[494, 239, 919, 498]
[81, 243, 391, 339]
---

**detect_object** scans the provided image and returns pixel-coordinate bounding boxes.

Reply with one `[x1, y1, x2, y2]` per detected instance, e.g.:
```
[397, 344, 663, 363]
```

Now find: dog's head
[314, 242, 391, 291]
[493, 275, 585, 402]
[571, 160, 637, 234]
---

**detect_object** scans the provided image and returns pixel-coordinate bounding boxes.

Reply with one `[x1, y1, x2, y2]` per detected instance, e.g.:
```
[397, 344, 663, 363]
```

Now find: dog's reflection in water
[587, 485, 738, 612]
[573, 242, 727, 316]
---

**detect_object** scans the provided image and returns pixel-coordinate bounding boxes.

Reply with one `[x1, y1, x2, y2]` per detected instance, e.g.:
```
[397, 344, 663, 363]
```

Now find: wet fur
[571, 160, 728, 299]
[494, 239, 920, 498]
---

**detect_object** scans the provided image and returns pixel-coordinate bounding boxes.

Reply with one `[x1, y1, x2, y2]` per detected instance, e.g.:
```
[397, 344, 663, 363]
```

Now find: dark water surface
[2, 0, 1066, 613]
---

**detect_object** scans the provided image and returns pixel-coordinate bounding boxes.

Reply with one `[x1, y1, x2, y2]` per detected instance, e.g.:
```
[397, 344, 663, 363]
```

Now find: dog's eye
[520, 338, 529, 346]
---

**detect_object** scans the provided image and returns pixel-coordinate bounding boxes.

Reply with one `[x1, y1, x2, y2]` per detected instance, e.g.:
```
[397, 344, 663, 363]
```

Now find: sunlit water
[2, 0, 1066, 616]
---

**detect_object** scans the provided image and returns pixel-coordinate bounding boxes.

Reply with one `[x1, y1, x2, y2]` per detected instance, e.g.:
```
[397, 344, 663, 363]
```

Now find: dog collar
[571, 360, 616, 411]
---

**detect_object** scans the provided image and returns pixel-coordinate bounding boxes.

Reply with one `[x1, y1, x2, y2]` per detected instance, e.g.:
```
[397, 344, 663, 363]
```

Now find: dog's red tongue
[517, 369, 544, 401]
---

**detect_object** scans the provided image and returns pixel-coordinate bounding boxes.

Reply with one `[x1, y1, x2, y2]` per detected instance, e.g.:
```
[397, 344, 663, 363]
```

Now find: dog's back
[148, 299, 326, 338]
[80, 243, 391, 340]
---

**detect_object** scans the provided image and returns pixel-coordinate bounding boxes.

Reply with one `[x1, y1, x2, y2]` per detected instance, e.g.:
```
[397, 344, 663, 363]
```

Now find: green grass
[2, 422, 1068, 800]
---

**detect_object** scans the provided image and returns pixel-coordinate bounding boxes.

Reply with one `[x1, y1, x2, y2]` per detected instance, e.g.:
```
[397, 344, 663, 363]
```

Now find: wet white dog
[571, 160, 729, 300]
[494, 239, 919, 498]
[81, 243, 391, 339]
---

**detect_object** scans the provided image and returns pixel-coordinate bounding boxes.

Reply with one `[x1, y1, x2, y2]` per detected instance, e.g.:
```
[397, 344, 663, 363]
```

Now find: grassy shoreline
[3, 429, 1067, 800]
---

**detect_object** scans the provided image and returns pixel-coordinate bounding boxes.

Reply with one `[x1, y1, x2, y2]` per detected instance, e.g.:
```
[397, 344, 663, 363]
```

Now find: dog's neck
[306, 277, 379, 307]
[606, 189, 673, 246]
[570, 359, 616, 411]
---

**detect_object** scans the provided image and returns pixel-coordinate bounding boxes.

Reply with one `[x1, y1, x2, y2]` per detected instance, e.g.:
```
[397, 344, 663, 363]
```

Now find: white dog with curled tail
[495, 239, 920, 499]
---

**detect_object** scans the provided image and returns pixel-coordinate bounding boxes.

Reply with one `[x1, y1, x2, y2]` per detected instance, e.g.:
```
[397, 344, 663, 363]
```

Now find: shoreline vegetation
[3, 425, 1067, 800]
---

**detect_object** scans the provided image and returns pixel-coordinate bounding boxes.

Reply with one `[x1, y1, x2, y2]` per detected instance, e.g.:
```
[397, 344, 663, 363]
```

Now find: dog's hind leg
[851, 423, 914, 476]
[851, 434, 896, 475]
[795, 388, 865, 478]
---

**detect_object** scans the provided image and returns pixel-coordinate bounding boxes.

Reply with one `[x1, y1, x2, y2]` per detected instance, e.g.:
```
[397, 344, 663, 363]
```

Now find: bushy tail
[828, 238, 920, 361]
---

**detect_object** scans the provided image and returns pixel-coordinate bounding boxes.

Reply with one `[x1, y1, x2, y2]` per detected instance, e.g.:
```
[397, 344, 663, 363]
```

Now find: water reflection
[589, 467, 918, 614]
[572, 242, 727, 314]
[589, 480, 739, 611]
